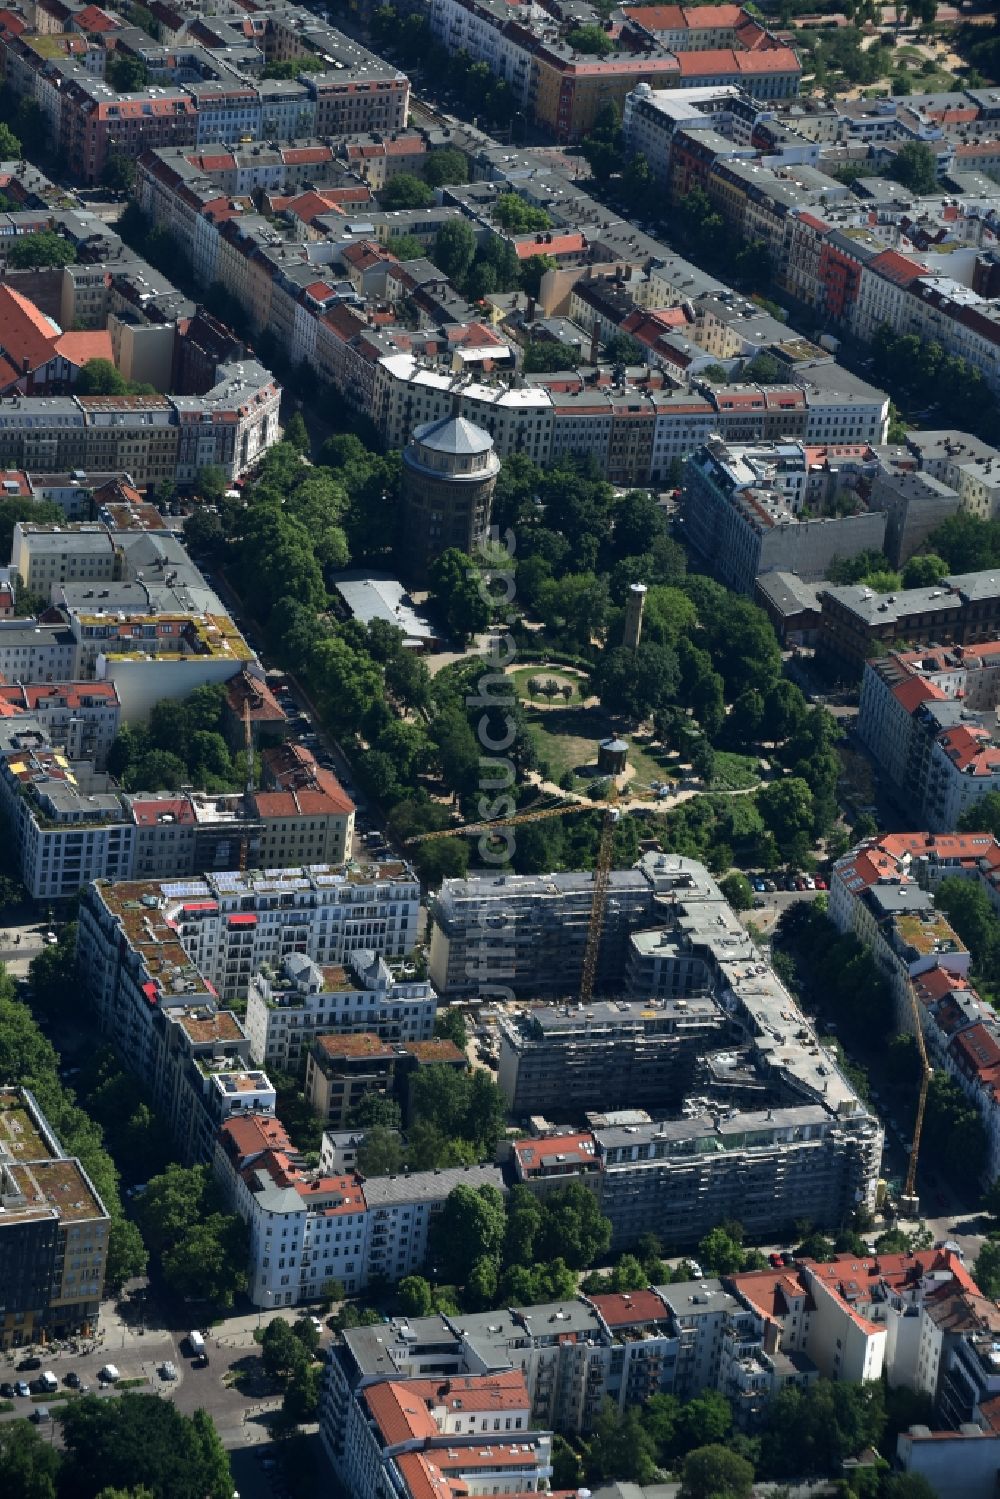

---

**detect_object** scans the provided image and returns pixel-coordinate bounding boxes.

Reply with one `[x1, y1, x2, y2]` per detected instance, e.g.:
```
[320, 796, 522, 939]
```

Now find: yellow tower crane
[406, 797, 621, 1006]
[900, 974, 933, 1218]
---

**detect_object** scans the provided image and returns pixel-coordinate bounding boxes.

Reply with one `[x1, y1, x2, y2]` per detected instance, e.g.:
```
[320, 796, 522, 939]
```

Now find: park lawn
[511, 665, 585, 703]
[525, 707, 676, 789]
[525, 705, 607, 781]
[710, 752, 760, 792]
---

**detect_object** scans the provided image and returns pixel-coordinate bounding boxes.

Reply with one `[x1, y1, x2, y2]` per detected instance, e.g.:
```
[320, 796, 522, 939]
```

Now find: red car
[769, 1252, 784, 1268]
[814, 877, 828, 890]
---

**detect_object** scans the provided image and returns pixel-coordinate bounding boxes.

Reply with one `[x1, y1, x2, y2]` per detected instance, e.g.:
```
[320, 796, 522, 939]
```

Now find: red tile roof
[0, 284, 60, 379]
[892, 676, 946, 713]
[513, 1132, 597, 1174]
[56, 329, 114, 368]
[589, 1289, 669, 1326]
[129, 796, 196, 826]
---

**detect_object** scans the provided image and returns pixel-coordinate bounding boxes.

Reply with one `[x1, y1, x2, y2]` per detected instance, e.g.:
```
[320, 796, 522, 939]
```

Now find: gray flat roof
[361, 1163, 504, 1205]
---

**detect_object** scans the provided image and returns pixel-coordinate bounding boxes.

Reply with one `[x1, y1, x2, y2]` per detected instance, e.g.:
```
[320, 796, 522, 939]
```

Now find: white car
[160, 1361, 178, 1382]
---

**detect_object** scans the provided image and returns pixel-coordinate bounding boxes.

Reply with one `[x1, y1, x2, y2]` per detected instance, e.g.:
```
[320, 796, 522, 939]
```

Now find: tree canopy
[59, 1395, 232, 1499]
[5, 231, 76, 269]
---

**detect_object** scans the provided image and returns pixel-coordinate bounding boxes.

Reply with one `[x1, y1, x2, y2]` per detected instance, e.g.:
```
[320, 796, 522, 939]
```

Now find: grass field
[511, 666, 586, 703]
[710, 752, 761, 792]
[525, 706, 678, 790]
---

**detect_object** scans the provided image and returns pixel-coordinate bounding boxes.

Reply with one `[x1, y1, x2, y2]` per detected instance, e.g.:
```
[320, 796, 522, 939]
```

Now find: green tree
[357, 1125, 405, 1177]
[429, 1184, 506, 1285]
[424, 148, 468, 187]
[260, 1318, 309, 1380]
[59, 1394, 233, 1499]
[901, 553, 948, 588]
[105, 1218, 148, 1291]
[586, 1403, 658, 1484]
[434, 1008, 468, 1049]
[5, 231, 76, 269]
[537, 571, 608, 647]
[720, 873, 752, 911]
[161, 1212, 248, 1308]
[551, 1436, 582, 1490]
[680, 1445, 754, 1499]
[958, 791, 1000, 839]
[566, 24, 614, 56]
[75, 361, 130, 401]
[520, 253, 557, 297]
[101, 154, 136, 193]
[534, 1181, 611, 1269]
[383, 173, 434, 209]
[492, 194, 551, 232]
[282, 1362, 320, 1425]
[679, 1390, 733, 1451]
[0, 121, 22, 158]
[426, 548, 490, 642]
[0, 1419, 61, 1499]
[431, 218, 476, 283]
[883, 1477, 938, 1499]
[107, 53, 149, 91]
[974, 1239, 1000, 1299]
[757, 777, 815, 860]
[594, 641, 679, 722]
[398, 1275, 434, 1316]
[890, 140, 938, 193]
[759, 1378, 885, 1479]
[284, 410, 309, 454]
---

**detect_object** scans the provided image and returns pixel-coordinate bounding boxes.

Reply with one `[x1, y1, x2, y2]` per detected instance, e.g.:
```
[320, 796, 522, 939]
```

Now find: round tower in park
[400, 414, 500, 584]
[623, 582, 647, 651]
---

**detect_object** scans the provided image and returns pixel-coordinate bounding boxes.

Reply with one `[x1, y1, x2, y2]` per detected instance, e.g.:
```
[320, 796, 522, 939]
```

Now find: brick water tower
[401, 414, 500, 584]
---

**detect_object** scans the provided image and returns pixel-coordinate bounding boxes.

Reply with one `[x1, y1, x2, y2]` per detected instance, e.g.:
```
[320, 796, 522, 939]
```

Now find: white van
[39, 1370, 58, 1392]
[98, 1364, 120, 1383]
[188, 1330, 206, 1357]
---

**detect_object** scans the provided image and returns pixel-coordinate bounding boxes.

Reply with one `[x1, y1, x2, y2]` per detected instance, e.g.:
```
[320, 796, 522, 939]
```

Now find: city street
[0, 1299, 302, 1451]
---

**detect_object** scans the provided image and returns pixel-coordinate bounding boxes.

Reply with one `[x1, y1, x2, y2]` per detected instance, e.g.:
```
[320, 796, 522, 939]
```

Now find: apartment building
[0, 1088, 110, 1350]
[361, 1165, 505, 1285]
[497, 997, 724, 1120]
[428, 865, 661, 999]
[78, 861, 420, 1029]
[830, 831, 1000, 1182]
[0, 10, 409, 184]
[906, 430, 1000, 522]
[0, 362, 280, 486]
[464, 854, 882, 1244]
[859, 645, 1000, 830]
[215, 1113, 371, 1308]
[682, 435, 887, 594]
[213, 1114, 505, 1308]
[0, 679, 120, 768]
[244, 950, 436, 1071]
[816, 570, 1000, 675]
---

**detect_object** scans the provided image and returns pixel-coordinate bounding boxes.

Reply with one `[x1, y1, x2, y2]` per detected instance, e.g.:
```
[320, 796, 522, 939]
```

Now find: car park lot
[0, 1303, 323, 1452]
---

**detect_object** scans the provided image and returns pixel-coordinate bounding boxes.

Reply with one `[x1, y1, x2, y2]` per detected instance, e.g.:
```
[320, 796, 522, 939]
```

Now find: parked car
[814, 877, 828, 890]
[17, 1357, 41, 1372]
[768, 1252, 784, 1268]
[193, 1352, 210, 1369]
[763, 879, 776, 892]
[0, 1382, 14, 1398]
[14, 1382, 30, 1398]
[160, 1361, 178, 1382]
[31, 1406, 50, 1424]
[751, 878, 766, 892]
